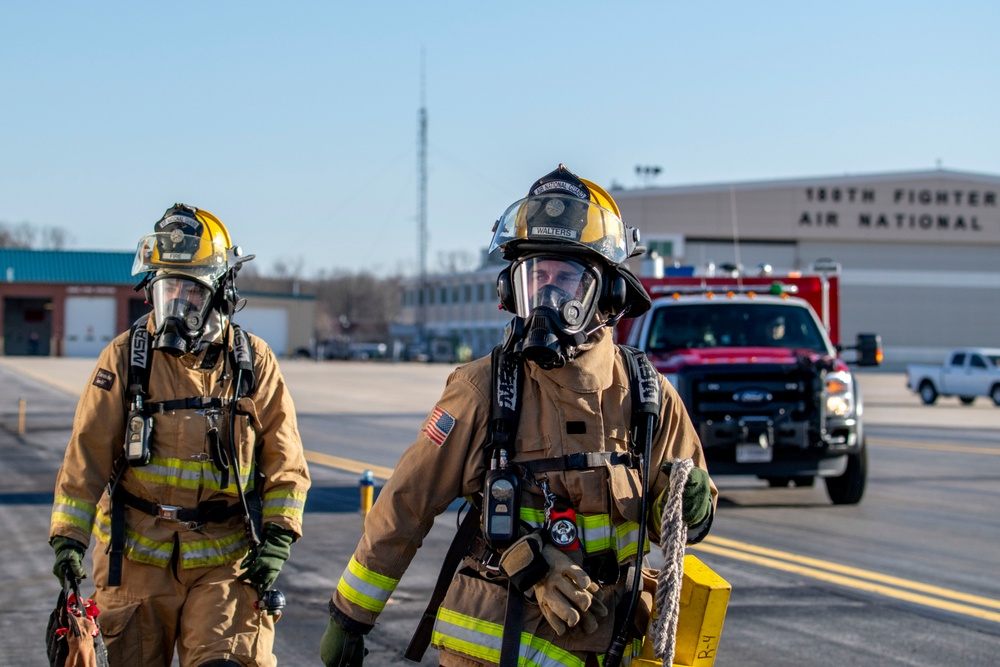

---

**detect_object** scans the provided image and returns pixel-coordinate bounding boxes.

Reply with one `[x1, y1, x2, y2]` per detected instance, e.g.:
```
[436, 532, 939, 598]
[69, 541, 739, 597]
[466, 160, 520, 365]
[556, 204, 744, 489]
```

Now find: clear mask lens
[151, 277, 213, 333]
[510, 257, 599, 331]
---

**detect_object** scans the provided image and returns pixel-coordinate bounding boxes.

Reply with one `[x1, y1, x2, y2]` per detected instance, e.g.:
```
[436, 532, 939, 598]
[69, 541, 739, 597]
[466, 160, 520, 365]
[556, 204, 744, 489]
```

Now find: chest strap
[116, 486, 243, 525]
[144, 397, 230, 414]
[516, 451, 636, 475]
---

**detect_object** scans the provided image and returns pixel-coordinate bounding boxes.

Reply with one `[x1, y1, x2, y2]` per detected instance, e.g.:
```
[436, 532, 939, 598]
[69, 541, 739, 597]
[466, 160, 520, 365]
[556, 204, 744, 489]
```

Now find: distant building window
[476, 284, 486, 302]
[647, 239, 673, 258]
[438, 287, 447, 304]
[462, 285, 471, 303]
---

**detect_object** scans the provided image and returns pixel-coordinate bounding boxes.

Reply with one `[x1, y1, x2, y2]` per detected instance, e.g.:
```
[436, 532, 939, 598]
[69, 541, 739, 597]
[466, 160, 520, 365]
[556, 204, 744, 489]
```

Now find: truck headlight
[826, 373, 854, 418]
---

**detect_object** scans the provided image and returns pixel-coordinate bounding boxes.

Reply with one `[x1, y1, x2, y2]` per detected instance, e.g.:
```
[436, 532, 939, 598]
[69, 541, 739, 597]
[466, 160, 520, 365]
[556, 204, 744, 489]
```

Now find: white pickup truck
[906, 348, 1000, 406]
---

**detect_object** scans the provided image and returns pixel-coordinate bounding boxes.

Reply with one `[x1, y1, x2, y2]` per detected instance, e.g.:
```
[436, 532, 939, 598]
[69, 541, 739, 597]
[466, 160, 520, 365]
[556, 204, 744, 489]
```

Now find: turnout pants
[91, 542, 275, 667]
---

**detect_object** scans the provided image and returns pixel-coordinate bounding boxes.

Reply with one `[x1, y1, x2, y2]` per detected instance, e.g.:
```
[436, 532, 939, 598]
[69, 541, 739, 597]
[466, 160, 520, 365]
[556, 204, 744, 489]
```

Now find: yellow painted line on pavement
[304, 450, 394, 480]
[694, 536, 1000, 623]
[870, 437, 1000, 455]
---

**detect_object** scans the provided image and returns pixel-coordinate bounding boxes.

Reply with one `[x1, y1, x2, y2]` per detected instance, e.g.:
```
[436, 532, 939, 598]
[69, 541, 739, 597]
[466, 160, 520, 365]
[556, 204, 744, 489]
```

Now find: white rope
[649, 458, 693, 666]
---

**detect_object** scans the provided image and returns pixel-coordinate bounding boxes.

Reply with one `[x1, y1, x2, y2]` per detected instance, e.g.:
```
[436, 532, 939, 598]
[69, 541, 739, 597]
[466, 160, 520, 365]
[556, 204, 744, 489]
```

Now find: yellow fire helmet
[132, 204, 234, 288]
[490, 164, 642, 266]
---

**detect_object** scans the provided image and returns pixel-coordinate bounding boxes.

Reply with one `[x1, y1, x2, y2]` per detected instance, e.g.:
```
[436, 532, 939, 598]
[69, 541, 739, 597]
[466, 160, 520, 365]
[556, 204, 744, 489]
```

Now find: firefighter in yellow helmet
[49, 204, 310, 667]
[320, 166, 716, 667]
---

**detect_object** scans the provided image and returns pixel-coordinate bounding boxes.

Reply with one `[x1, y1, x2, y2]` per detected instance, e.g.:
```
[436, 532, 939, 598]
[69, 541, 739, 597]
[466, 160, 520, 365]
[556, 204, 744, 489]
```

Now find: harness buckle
[157, 504, 180, 521]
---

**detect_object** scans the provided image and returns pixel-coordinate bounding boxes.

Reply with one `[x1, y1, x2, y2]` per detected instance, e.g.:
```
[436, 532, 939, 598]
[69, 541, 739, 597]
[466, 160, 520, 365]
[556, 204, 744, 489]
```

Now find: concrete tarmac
[0, 357, 454, 667]
[3, 356, 998, 666]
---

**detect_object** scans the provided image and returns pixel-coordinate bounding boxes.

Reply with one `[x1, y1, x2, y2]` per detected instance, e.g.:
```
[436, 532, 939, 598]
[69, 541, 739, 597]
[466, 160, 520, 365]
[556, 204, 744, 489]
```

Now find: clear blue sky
[3, 1, 998, 278]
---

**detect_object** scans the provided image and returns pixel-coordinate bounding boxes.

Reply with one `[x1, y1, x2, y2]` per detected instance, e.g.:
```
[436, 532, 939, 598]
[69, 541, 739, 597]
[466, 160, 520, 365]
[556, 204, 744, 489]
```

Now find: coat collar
[526, 327, 615, 392]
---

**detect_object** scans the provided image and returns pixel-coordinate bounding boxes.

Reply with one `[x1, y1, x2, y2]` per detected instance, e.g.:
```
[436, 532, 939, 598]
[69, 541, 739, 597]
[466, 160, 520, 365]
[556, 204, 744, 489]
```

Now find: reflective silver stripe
[131, 462, 203, 488]
[262, 491, 305, 518]
[615, 521, 642, 561]
[433, 607, 584, 667]
[337, 557, 396, 613]
[180, 529, 249, 568]
[579, 516, 613, 553]
[93, 506, 246, 569]
[51, 496, 97, 530]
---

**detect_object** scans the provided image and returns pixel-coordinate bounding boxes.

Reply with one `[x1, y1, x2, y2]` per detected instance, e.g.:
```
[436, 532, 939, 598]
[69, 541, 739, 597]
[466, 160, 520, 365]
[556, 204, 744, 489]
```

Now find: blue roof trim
[0, 249, 136, 284]
[0, 249, 316, 299]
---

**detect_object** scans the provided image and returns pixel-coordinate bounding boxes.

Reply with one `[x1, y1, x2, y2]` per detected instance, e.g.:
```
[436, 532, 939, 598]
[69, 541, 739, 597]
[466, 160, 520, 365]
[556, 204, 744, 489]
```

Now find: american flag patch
[424, 406, 455, 446]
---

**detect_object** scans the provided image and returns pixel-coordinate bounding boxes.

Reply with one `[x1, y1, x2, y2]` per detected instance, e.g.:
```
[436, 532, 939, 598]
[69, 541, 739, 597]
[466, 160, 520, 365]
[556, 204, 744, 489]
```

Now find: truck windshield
[647, 303, 828, 353]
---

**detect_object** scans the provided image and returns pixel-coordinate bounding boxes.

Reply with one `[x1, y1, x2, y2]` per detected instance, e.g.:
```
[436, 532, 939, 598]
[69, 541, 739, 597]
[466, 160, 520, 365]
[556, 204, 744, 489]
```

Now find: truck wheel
[919, 381, 938, 405]
[991, 385, 1000, 407]
[959, 396, 976, 406]
[825, 446, 867, 505]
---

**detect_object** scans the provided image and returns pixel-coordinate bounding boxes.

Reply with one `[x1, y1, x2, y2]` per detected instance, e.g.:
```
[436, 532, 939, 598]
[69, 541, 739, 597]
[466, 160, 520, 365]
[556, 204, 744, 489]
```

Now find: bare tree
[436, 249, 478, 273]
[0, 221, 73, 249]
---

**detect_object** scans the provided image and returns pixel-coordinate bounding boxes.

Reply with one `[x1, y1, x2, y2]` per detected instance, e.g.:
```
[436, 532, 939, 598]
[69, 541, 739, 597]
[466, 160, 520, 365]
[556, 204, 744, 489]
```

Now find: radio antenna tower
[417, 49, 428, 343]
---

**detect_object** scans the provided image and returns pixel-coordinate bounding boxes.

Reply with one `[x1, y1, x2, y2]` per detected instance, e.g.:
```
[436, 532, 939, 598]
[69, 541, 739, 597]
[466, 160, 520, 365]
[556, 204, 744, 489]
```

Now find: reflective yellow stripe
[615, 521, 643, 562]
[579, 514, 614, 553]
[51, 494, 97, 532]
[130, 456, 252, 493]
[180, 529, 249, 568]
[519, 507, 642, 562]
[94, 504, 248, 569]
[263, 489, 306, 519]
[337, 555, 398, 613]
[433, 607, 585, 667]
[595, 639, 640, 666]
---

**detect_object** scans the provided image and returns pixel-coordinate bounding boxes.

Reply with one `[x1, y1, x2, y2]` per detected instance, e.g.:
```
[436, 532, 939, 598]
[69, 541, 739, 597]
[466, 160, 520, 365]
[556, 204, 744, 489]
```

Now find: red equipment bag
[45, 571, 109, 667]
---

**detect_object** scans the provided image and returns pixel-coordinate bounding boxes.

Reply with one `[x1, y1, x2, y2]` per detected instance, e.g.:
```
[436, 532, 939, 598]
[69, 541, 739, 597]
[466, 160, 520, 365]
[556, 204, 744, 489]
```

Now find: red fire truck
[619, 265, 881, 504]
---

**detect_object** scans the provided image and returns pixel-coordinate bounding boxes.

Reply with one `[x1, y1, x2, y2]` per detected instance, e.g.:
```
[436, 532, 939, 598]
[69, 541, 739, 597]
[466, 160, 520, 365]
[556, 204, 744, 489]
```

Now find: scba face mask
[150, 275, 217, 356]
[507, 256, 602, 369]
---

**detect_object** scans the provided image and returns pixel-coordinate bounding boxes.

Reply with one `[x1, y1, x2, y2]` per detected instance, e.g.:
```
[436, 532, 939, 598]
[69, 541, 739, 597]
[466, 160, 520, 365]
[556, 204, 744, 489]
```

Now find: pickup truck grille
[678, 363, 818, 421]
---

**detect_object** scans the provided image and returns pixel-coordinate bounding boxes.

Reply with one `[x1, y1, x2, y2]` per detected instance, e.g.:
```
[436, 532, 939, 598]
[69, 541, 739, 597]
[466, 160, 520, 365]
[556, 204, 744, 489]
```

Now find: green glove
[320, 617, 366, 667]
[238, 525, 295, 591]
[50, 536, 88, 586]
[659, 463, 712, 527]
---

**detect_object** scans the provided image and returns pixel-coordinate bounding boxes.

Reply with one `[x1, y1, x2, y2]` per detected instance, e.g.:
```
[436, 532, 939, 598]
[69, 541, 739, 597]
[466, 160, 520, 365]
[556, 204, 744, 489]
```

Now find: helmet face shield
[491, 194, 632, 265]
[510, 256, 600, 333]
[132, 231, 229, 285]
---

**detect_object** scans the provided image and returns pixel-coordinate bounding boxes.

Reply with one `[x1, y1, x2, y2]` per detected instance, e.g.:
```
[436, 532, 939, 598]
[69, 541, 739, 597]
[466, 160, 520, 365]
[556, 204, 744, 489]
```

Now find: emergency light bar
[648, 282, 799, 296]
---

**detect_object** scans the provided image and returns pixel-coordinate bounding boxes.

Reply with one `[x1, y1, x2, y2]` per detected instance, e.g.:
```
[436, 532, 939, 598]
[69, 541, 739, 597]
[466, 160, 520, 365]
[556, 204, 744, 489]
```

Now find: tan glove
[531, 545, 608, 635]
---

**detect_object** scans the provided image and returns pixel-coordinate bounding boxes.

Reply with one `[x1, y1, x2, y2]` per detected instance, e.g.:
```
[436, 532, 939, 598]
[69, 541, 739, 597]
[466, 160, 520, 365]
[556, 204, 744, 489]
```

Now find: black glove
[659, 463, 712, 527]
[50, 536, 88, 586]
[320, 616, 367, 667]
[238, 524, 295, 591]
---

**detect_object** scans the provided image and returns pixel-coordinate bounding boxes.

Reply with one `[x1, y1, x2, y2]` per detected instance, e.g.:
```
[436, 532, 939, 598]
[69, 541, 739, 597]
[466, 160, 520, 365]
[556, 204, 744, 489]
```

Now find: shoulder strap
[606, 344, 663, 666]
[127, 314, 152, 401]
[618, 344, 662, 443]
[486, 345, 523, 459]
[231, 325, 256, 399]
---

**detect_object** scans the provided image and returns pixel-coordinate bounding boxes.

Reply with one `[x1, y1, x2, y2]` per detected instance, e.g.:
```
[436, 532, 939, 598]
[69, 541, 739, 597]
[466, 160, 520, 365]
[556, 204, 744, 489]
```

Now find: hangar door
[65, 296, 117, 357]
[235, 307, 288, 356]
[3, 297, 53, 356]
